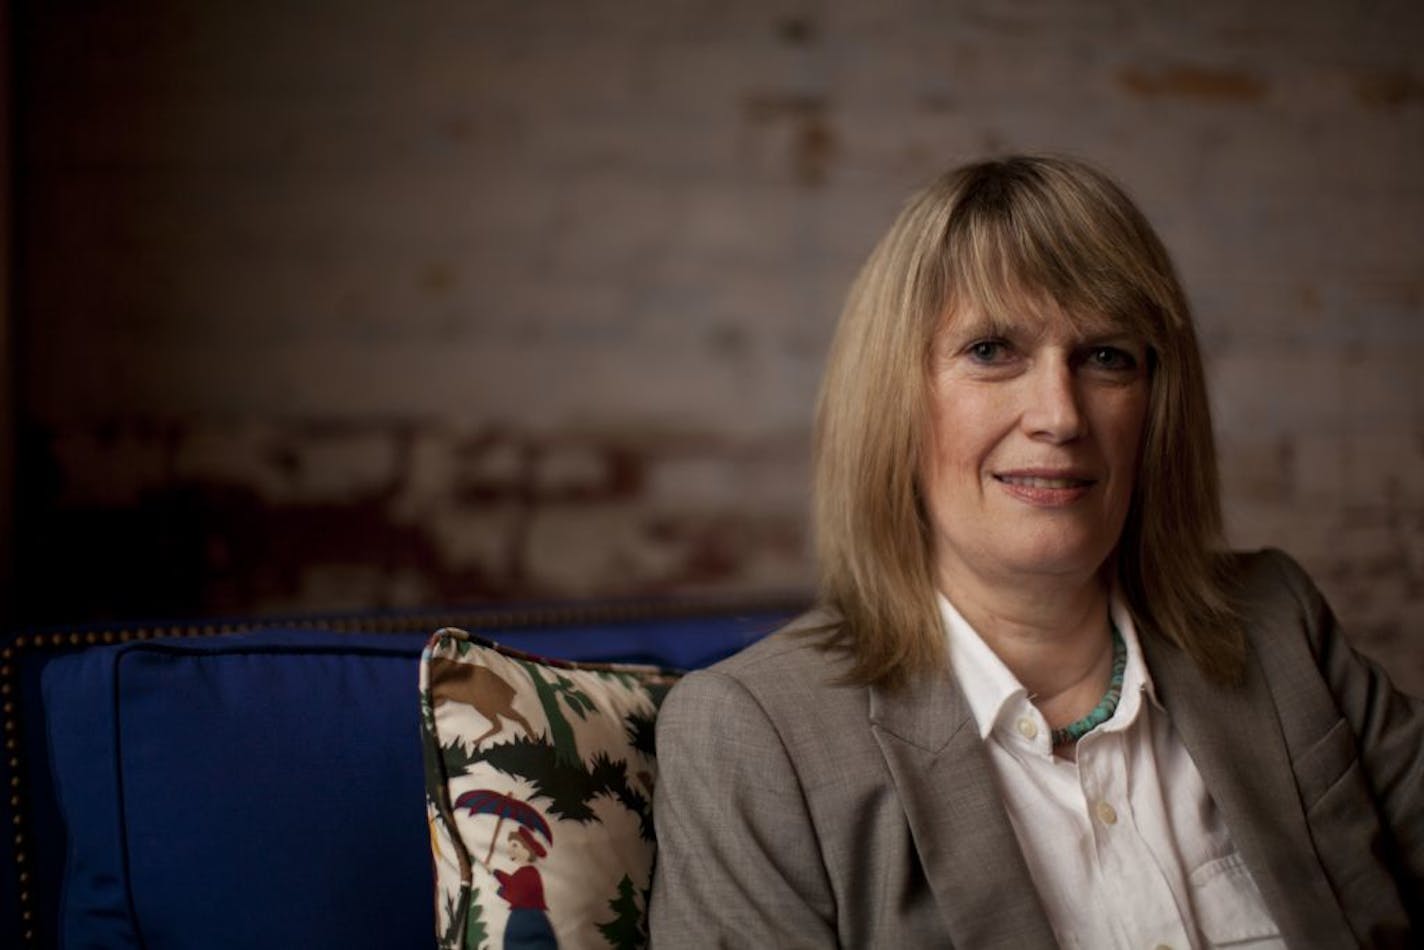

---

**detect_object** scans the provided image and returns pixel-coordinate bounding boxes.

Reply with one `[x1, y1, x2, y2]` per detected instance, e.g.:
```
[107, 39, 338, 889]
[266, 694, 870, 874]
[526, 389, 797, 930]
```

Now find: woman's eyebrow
[941, 312, 1018, 340]
[1078, 329, 1143, 344]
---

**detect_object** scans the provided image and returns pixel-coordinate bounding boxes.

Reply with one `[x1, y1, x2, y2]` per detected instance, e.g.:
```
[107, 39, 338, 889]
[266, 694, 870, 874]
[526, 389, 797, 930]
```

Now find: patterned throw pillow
[420, 628, 681, 950]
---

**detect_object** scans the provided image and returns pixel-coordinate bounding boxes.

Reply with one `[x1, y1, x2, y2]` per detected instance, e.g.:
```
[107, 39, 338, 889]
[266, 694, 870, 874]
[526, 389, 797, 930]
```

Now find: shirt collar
[939, 587, 1163, 742]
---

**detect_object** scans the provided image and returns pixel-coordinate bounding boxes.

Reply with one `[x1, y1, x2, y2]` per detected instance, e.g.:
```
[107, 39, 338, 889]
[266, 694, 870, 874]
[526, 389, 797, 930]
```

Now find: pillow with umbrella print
[420, 628, 679, 950]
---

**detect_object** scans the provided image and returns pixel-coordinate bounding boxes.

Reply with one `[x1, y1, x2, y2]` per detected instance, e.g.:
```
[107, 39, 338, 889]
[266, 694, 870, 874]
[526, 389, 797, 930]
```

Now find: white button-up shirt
[940, 591, 1284, 949]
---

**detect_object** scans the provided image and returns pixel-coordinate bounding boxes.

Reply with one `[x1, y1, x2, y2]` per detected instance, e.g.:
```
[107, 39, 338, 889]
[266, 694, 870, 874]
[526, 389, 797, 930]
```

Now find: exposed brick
[11, 0, 1424, 692]
[525, 503, 681, 596]
[1117, 65, 1269, 103]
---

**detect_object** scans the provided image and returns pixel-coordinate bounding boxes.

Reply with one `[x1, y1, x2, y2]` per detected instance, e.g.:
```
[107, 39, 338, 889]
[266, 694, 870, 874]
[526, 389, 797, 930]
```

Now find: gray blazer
[649, 550, 1424, 948]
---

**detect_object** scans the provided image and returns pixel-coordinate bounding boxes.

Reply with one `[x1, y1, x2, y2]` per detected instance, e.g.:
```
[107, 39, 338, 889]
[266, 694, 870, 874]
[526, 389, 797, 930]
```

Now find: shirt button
[1095, 801, 1118, 825]
[1153, 944, 1174, 950]
[1015, 717, 1038, 740]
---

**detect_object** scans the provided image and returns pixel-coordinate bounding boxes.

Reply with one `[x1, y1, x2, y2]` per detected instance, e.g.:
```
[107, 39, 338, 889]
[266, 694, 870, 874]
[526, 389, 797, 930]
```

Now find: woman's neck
[938, 563, 1115, 728]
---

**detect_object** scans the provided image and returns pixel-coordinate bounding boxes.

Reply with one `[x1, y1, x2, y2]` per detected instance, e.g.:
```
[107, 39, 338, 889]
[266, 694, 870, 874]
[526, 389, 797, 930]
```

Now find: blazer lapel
[1140, 630, 1355, 947]
[869, 671, 1057, 949]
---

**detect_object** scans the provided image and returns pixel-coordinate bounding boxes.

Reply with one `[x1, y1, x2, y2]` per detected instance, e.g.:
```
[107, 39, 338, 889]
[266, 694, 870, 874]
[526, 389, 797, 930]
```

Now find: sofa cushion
[42, 629, 434, 949]
[422, 629, 679, 949]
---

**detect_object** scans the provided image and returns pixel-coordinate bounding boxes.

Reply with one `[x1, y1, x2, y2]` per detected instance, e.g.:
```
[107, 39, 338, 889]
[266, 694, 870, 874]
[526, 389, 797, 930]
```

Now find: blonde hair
[813, 155, 1243, 689]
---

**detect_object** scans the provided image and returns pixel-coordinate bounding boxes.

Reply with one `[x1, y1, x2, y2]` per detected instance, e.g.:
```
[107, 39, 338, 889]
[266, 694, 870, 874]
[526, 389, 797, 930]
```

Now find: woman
[493, 826, 557, 948]
[649, 156, 1423, 948]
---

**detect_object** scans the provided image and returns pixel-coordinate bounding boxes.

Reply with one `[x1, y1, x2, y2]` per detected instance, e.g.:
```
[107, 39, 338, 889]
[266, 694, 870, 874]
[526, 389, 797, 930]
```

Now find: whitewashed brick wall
[15, 1, 1424, 691]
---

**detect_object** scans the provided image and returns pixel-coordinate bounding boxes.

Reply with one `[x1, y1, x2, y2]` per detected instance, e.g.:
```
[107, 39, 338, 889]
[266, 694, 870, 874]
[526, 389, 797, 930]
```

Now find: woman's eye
[966, 340, 1009, 363]
[1087, 346, 1137, 371]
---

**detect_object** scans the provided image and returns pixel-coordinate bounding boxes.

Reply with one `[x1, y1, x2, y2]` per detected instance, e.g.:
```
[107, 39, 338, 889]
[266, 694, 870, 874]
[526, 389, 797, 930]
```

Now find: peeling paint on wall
[1116, 65, 1268, 103]
[16, 421, 812, 621]
[13, 1, 1424, 696]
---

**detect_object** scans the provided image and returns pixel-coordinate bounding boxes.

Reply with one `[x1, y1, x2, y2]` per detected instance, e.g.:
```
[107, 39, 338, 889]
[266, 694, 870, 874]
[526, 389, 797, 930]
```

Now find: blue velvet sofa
[0, 596, 800, 948]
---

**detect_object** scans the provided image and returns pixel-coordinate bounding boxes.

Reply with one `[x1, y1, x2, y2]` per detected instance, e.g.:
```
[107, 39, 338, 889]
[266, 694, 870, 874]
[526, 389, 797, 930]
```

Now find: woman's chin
[985, 544, 1113, 586]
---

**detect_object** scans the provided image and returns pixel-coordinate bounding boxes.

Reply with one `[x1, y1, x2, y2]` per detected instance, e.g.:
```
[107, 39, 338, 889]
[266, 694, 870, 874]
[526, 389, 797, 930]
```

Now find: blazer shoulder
[1225, 547, 1323, 622]
[660, 608, 869, 756]
[701, 606, 856, 691]
[1225, 546, 1307, 588]
[1222, 547, 1379, 715]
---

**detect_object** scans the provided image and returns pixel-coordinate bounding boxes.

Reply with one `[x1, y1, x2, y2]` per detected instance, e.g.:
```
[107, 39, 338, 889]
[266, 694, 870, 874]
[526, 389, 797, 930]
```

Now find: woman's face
[921, 300, 1150, 595]
[507, 837, 530, 863]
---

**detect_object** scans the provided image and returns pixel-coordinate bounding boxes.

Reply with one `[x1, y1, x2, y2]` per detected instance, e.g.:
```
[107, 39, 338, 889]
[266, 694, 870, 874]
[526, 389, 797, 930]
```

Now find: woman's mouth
[993, 472, 1095, 505]
[995, 475, 1091, 489]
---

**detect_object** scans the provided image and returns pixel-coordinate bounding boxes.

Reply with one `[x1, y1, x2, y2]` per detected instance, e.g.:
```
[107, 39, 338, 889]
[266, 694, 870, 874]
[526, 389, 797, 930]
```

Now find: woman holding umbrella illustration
[454, 788, 558, 949]
[493, 827, 557, 949]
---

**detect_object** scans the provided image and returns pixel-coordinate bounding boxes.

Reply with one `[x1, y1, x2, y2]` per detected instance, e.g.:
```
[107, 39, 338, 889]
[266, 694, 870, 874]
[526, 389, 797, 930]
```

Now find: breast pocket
[1293, 717, 1357, 811]
[1189, 853, 1285, 948]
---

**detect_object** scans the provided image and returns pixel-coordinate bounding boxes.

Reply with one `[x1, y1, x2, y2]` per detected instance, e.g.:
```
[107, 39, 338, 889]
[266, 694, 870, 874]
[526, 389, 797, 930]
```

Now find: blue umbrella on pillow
[455, 788, 554, 866]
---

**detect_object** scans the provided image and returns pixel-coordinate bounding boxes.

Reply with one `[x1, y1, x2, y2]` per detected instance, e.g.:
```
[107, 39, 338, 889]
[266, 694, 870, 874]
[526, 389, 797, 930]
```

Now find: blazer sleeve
[649, 668, 838, 948]
[1272, 550, 1424, 900]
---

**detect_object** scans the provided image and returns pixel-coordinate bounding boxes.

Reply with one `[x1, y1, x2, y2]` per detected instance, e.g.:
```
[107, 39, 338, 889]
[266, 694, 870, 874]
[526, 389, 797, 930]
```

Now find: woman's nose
[1021, 359, 1084, 442]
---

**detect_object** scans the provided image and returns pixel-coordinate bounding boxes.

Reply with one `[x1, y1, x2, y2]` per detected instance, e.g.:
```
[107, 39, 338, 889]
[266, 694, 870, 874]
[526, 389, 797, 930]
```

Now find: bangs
[938, 162, 1170, 344]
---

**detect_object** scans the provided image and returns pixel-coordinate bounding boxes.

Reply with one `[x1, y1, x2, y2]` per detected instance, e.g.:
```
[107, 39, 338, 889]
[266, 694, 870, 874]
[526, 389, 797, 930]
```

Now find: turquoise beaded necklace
[1050, 621, 1127, 747]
